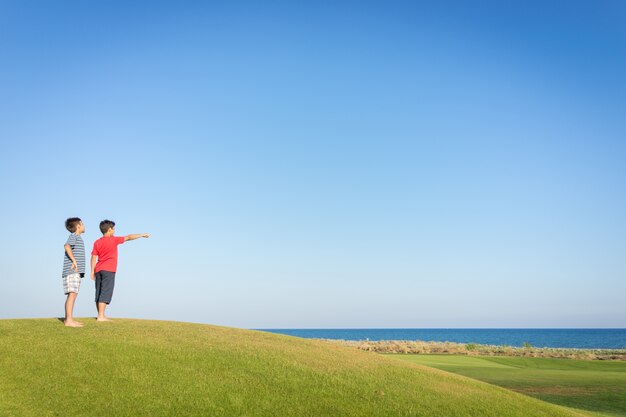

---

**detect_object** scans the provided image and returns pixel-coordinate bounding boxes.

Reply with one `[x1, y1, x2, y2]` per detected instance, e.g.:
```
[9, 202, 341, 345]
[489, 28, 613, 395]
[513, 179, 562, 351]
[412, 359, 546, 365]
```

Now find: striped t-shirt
[62, 233, 85, 277]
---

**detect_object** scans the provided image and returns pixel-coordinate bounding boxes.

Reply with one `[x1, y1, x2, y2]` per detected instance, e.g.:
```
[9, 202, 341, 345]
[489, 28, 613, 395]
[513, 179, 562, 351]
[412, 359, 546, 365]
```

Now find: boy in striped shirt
[62, 217, 86, 327]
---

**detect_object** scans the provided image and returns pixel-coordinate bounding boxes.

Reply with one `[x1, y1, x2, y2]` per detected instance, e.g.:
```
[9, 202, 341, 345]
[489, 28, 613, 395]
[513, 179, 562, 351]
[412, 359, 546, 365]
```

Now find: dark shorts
[95, 270, 116, 304]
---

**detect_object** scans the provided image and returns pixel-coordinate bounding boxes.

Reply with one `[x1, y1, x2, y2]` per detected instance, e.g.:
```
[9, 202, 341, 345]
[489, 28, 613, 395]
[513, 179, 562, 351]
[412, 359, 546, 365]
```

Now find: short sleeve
[91, 242, 99, 256]
[66, 234, 76, 247]
[116, 236, 125, 245]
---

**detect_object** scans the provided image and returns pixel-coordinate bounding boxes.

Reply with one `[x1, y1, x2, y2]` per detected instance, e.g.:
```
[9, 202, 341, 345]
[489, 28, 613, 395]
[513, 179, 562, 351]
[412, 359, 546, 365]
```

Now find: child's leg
[95, 271, 115, 321]
[64, 293, 83, 327]
[63, 273, 83, 327]
[96, 302, 111, 321]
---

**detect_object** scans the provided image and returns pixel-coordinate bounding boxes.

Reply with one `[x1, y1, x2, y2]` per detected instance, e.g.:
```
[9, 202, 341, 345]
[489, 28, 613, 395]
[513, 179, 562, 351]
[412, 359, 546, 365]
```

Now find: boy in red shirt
[91, 219, 150, 321]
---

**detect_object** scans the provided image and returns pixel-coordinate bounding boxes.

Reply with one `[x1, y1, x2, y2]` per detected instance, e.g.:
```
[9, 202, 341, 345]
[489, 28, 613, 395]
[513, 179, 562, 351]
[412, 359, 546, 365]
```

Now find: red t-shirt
[92, 236, 125, 273]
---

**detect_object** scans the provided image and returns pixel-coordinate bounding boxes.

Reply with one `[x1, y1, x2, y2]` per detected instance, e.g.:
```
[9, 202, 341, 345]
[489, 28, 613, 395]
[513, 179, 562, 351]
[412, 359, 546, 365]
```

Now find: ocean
[258, 328, 626, 349]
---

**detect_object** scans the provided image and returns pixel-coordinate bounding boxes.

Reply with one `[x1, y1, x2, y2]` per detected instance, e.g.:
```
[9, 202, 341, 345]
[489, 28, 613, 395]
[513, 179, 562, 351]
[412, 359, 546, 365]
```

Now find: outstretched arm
[124, 233, 151, 242]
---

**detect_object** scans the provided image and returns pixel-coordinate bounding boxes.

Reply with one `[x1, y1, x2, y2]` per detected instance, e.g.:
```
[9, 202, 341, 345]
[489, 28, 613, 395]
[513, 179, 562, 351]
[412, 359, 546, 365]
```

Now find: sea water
[258, 328, 626, 349]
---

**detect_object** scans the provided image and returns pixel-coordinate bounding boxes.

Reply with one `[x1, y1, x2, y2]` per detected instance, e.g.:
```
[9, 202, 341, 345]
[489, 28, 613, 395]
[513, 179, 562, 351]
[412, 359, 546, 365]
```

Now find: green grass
[0, 319, 598, 417]
[390, 354, 626, 417]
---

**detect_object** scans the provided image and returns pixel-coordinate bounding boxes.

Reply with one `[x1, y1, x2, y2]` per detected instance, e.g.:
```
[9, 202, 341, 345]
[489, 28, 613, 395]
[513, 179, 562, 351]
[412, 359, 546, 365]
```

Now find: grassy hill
[392, 354, 626, 417]
[0, 319, 598, 417]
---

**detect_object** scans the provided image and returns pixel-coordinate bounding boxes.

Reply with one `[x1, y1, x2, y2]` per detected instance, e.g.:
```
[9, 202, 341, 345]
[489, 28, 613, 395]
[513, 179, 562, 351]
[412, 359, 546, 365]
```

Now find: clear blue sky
[1, 1, 625, 328]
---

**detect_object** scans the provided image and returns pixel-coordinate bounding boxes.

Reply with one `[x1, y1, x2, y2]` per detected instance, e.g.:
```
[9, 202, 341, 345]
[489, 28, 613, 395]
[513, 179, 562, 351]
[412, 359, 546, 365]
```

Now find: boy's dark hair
[99, 220, 116, 235]
[65, 217, 82, 233]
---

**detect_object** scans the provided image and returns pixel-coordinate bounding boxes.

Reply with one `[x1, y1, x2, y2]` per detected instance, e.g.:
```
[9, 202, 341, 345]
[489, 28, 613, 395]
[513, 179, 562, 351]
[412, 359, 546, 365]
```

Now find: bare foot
[64, 320, 84, 327]
[96, 317, 112, 322]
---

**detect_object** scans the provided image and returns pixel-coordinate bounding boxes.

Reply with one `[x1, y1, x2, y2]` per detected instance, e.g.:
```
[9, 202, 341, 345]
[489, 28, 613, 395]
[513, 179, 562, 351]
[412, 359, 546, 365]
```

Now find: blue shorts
[95, 271, 116, 304]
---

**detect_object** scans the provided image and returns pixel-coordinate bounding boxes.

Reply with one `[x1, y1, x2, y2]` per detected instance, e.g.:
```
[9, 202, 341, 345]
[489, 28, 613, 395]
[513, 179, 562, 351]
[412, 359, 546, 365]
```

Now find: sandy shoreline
[322, 339, 626, 360]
